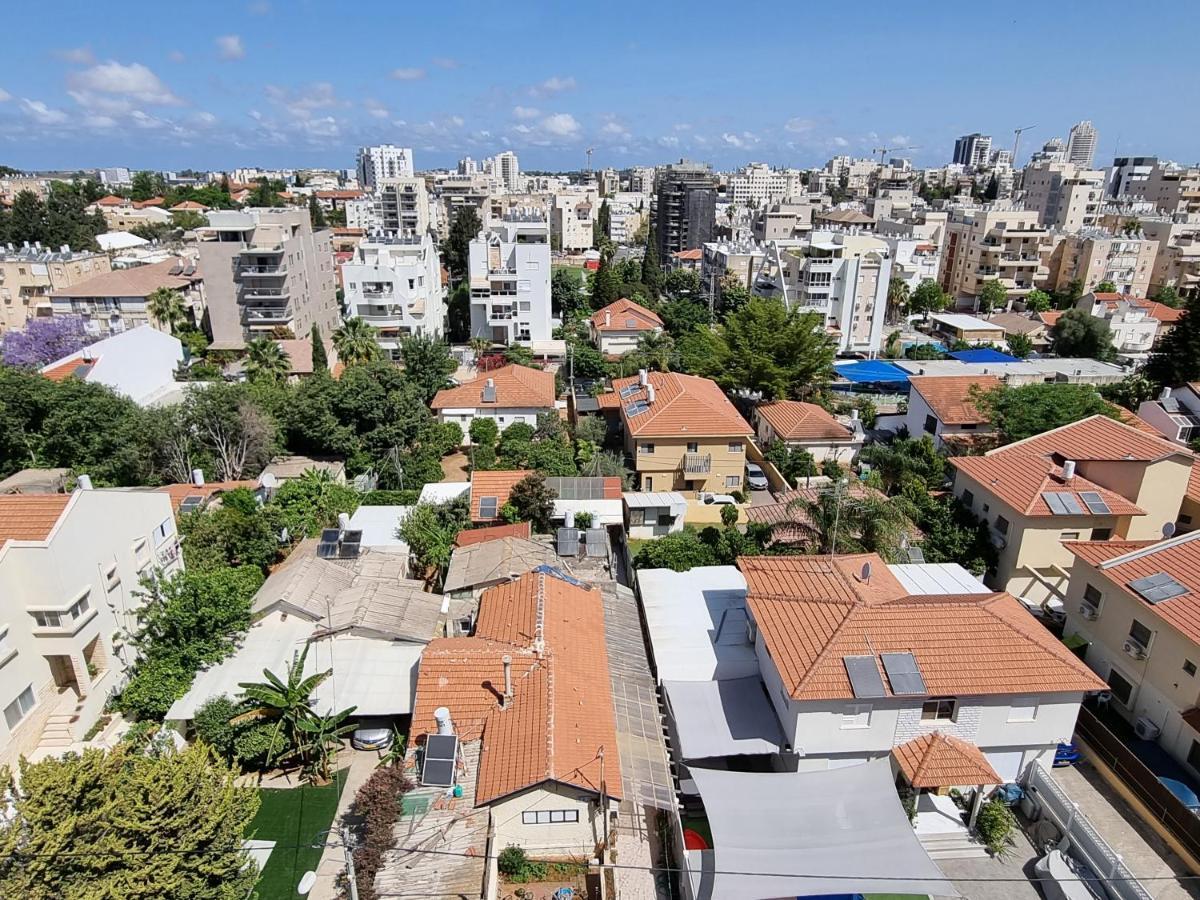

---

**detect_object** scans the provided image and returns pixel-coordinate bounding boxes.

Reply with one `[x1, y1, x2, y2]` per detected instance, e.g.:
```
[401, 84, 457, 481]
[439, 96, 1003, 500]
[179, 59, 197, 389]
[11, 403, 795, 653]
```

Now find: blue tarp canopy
[833, 360, 910, 385]
[948, 349, 1020, 364]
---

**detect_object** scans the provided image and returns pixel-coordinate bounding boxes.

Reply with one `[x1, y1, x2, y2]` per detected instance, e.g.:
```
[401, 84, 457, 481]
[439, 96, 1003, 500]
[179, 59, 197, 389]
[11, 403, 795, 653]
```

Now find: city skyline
[0, 0, 1196, 173]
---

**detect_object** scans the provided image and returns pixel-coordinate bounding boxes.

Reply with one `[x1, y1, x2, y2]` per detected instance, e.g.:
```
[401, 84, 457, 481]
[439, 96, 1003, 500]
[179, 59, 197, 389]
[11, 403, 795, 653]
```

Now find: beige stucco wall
[626, 433, 747, 493]
[490, 782, 607, 858]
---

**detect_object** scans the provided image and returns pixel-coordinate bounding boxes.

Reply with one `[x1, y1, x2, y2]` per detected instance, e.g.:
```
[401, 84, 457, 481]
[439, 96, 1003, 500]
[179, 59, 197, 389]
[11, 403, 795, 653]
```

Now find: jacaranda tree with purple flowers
[1, 316, 93, 368]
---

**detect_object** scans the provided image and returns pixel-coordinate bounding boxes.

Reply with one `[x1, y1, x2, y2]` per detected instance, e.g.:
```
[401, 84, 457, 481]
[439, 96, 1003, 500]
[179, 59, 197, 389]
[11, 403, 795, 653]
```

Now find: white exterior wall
[489, 783, 607, 856]
[468, 219, 552, 345]
[342, 235, 445, 356]
[437, 406, 553, 445]
[901, 389, 988, 448]
[356, 145, 414, 189]
[595, 329, 649, 356]
[753, 415, 861, 463]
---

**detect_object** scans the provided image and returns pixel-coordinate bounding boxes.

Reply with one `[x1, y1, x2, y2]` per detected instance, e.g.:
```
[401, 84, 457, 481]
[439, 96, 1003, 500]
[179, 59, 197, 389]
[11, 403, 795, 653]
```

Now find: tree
[662, 267, 701, 300]
[641, 229, 662, 298]
[677, 296, 835, 399]
[983, 173, 999, 201]
[310, 323, 329, 373]
[504, 343, 534, 366]
[720, 503, 740, 528]
[0, 743, 260, 900]
[507, 472, 556, 532]
[443, 206, 482, 284]
[1100, 373, 1158, 411]
[308, 194, 327, 228]
[193, 695, 240, 758]
[629, 330, 675, 372]
[399, 497, 471, 580]
[1095, 280, 1117, 294]
[1056, 278, 1085, 310]
[1023, 289, 1052, 313]
[447, 282, 471, 341]
[147, 287, 187, 334]
[660, 296, 712, 337]
[171, 209, 207, 231]
[551, 266, 586, 320]
[179, 499, 281, 573]
[975, 383, 1116, 443]
[399, 334, 456, 403]
[717, 274, 751, 317]
[269, 468, 361, 538]
[291, 706, 357, 784]
[245, 338, 291, 382]
[1151, 286, 1182, 309]
[469, 416, 499, 449]
[333, 318, 382, 366]
[977, 280, 1007, 314]
[1050, 308, 1115, 360]
[183, 383, 277, 481]
[887, 277, 910, 323]
[597, 199, 611, 239]
[1006, 332, 1034, 358]
[0, 315, 91, 367]
[632, 528, 718, 571]
[589, 255, 621, 310]
[1145, 292, 1200, 388]
[794, 487, 912, 562]
[247, 179, 283, 207]
[908, 279, 948, 321]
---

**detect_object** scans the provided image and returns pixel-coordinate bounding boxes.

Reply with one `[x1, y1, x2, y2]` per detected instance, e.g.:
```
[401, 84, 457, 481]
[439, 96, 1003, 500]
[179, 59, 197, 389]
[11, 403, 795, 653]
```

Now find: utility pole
[340, 826, 360, 900]
[1012, 125, 1036, 168]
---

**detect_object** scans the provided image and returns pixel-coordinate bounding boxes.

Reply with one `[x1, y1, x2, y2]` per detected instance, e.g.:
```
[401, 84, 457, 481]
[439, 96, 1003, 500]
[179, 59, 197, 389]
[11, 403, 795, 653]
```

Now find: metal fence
[1025, 760, 1154, 900]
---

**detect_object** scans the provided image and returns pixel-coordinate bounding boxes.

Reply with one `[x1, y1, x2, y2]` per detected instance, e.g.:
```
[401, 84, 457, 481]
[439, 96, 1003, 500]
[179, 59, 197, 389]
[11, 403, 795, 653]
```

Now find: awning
[834, 359, 911, 385]
[949, 348, 1020, 364]
[304, 637, 422, 716]
[688, 760, 956, 899]
[663, 677, 784, 758]
[623, 491, 687, 514]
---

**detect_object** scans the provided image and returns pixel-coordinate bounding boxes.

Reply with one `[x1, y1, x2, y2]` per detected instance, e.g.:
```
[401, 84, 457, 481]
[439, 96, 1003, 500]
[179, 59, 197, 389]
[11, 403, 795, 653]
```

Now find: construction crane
[585, 147, 594, 174]
[1012, 125, 1036, 166]
[873, 146, 920, 164]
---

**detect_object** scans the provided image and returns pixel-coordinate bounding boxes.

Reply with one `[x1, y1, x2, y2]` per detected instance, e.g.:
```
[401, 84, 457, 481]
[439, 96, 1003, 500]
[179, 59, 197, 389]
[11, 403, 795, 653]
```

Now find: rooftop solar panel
[425, 733, 458, 760]
[1042, 492, 1070, 515]
[421, 757, 455, 787]
[844, 655, 886, 699]
[619, 385, 639, 398]
[1129, 572, 1189, 604]
[1079, 491, 1112, 515]
[1059, 493, 1084, 515]
[881, 652, 928, 696]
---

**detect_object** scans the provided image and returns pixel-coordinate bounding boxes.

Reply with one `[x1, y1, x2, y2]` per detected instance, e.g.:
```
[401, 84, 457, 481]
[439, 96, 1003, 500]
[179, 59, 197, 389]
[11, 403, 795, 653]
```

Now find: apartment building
[728, 163, 803, 207]
[1022, 161, 1106, 231]
[588, 297, 663, 356]
[653, 160, 718, 259]
[1141, 216, 1200, 297]
[606, 192, 648, 244]
[50, 257, 204, 337]
[759, 230, 892, 355]
[1076, 292, 1175, 362]
[0, 486, 182, 767]
[97, 205, 174, 233]
[341, 233, 444, 358]
[467, 213, 552, 345]
[0, 245, 111, 333]
[700, 240, 766, 301]
[1110, 157, 1159, 199]
[491, 151, 521, 191]
[345, 179, 432, 236]
[550, 192, 595, 252]
[938, 205, 1050, 305]
[953, 133, 992, 169]
[752, 197, 816, 241]
[430, 364, 556, 442]
[1128, 162, 1200, 215]
[1137, 385, 1200, 447]
[948, 416, 1194, 608]
[883, 236, 942, 293]
[356, 144, 414, 189]
[196, 208, 340, 350]
[1045, 230, 1158, 296]
[598, 369, 753, 493]
[1066, 121, 1098, 168]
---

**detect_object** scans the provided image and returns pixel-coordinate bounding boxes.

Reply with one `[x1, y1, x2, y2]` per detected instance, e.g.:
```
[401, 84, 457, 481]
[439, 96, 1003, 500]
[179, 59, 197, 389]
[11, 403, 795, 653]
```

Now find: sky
[0, 0, 1195, 175]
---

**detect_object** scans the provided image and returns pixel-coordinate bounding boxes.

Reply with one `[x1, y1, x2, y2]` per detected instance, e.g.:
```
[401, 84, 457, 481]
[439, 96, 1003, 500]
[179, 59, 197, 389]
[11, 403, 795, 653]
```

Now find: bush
[633, 528, 719, 571]
[233, 722, 287, 769]
[975, 796, 1017, 857]
[730, 489, 747, 503]
[116, 656, 196, 721]
[720, 504, 740, 527]
[193, 695, 239, 758]
[345, 765, 414, 900]
[572, 511, 594, 529]
[497, 844, 548, 883]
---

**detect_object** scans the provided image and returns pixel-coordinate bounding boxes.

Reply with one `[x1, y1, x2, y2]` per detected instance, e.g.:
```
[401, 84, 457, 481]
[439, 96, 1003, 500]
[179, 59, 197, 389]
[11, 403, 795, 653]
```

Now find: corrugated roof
[893, 732, 1001, 788]
[0, 494, 72, 544]
[608, 371, 752, 438]
[442, 537, 561, 593]
[908, 375, 1001, 426]
[755, 400, 854, 442]
[431, 365, 555, 411]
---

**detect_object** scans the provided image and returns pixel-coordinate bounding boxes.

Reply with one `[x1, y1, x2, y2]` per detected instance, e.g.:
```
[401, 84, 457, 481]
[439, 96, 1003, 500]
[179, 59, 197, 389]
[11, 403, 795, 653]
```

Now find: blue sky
[0, 0, 1194, 173]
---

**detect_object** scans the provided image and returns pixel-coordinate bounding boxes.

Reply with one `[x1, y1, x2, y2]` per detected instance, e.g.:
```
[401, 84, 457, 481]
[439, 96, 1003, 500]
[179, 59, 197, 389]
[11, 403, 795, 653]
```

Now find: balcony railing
[237, 263, 288, 276]
[242, 305, 294, 324]
[681, 452, 712, 475]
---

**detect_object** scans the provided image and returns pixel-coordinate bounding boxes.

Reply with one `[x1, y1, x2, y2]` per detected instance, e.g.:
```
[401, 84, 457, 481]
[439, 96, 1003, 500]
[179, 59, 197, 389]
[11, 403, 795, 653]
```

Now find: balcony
[242, 304, 294, 325]
[681, 452, 712, 475]
[236, 263, 288, 277]
[239, 286, 290, 302]
[361, 287, 395, 299]
[239, 243, 283, 255]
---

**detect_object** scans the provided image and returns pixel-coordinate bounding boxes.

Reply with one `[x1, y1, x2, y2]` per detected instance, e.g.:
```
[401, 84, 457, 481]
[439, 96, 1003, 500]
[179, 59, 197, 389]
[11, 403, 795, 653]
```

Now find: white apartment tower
[1066, 121, 1098, 168]
[467, 212, 551, 345]
[356, 144, 415, 189]
[342, 232, 445, 359]
[493, 151, 521, 192]
[728, 163, 791, 207]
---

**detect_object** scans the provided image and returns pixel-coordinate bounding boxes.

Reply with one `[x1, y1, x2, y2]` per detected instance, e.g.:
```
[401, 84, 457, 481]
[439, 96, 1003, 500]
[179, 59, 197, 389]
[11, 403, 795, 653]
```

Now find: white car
[699, 491, 736, 505]
[1017, 595, 1065, 622]
[745, 463, 768, 491]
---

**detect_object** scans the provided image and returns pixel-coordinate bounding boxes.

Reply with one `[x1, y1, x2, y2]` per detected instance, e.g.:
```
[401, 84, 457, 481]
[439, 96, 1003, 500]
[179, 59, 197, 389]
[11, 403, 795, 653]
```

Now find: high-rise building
[653, 160, 718, 260]
[938, 205, 1050, 305]
[1022, 161, 1106, 231]
[356, 145, 415, 189]
[1046, 231, 1158, 297]
[1109, 157, 1158, 199]
[493, 151, 521, 192]
[467, 212, 551, 345]
[1066, 121, 1098, 168]
[952, 133, 992, 169]
[345, 178, 432, 236]
[458, 156, 477, 176]
[341, 232, 444, 359]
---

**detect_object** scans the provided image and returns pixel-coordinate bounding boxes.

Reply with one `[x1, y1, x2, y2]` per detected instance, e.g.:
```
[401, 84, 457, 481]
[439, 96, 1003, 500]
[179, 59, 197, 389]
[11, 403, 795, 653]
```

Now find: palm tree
[790, 485, 912, 561]
[633, 330, 675, 372]
[234, 644, 331, 768]
[244, 338, 291, 382]
[468, 336, 491, 357]
[332, 318, 381, 366]
[290, 706, 357, 784]
[147, 287, 187, 334]
[886, 277, 910, 325]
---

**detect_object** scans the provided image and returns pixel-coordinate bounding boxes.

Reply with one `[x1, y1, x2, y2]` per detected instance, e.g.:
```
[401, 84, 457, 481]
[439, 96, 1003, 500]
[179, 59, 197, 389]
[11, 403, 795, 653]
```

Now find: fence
[1076, 706, 1200, 867]
[1025, 761, 1154, 900]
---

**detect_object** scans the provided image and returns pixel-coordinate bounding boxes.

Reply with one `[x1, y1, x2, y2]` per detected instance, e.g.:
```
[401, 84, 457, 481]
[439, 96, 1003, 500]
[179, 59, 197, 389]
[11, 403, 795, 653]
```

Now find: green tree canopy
[1023, 289, 1052, 313]
[399, 334, 457, 404]
[400, 497, 471, 579]
[1050, 308, 1115, 360]
[310, 323, 329, 373]
[632, 528, 719, 571]
[245, 338, 291, 382]
[908, 279, 949, 320]
[507, 471, 557, 532]
[977, 280, 1008, 314]
[1145, 292, 1200, 388]
[443, 206, 481, 283]
[660, 296, 712, 337]
[975, 382, 1116, 443]
[333, 318, 382, 367]
[589, 255, 621, 310]
[1005, 332, 1033, 358]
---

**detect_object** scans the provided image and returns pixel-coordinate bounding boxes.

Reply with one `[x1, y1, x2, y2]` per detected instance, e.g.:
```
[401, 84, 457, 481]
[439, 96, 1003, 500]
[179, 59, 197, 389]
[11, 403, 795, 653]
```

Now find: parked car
[351, 720, 396, 751]
[699, 492, 736, 505]
[745, 463, 768, 491]
[1053, 742, 1082, 767]
[1017, 594, 1066, 623]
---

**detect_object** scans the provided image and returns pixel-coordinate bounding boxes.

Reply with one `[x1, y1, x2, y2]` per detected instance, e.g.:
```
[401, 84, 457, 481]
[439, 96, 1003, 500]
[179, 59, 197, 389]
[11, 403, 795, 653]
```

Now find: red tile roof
[95, 195, 127, 207]
[454, 521, 532, 547]
[755, 401, 854, 442]
[1091, 293, 1185, 324]
[1038, 311, 1062, 327]
[0, 495, 72, 544]
[169, 200, 208, 211]
[908, 375, 1002, 426]
[431, 365, 556, 411]
[590, 297, 663, 333]
[740, 554, 1106, 701]
[607, 371, 752, 439]
[156, 480, 258, 513]
[1003, 414, 1187, 464]
[949, 455, 1143, 518]
[469, 470, 529, 522]
[894, 733, 1002, 788]
[1189, 460, 1200, 505]
[410, 571, 622, 805]
[41, 356, 98, 382]
[672, 249, 702, 261]
[132, 197, 164, 209]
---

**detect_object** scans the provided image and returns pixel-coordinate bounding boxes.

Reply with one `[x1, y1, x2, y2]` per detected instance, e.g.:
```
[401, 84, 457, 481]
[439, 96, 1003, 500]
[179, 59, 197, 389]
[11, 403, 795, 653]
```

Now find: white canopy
[623, 491, 687, 513]
[418, 482, 470, 505]
[304, 637, 422, 716]
[688, 760, 956, 899]
[346, 505, 412, 551]
[889, 562, 990, 596]
[663, 677, 783, 758]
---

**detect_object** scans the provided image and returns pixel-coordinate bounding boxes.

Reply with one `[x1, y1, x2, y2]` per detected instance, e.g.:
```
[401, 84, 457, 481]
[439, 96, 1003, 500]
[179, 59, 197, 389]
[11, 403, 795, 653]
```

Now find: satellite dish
[297, 871, 318, 895]
[861, 562, 873, 582]
[1163, 522, 1177, 539]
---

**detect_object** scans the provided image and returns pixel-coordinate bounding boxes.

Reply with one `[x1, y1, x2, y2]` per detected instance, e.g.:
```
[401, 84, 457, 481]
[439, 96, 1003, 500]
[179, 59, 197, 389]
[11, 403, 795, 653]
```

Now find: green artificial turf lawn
[248, 774, 347, 900]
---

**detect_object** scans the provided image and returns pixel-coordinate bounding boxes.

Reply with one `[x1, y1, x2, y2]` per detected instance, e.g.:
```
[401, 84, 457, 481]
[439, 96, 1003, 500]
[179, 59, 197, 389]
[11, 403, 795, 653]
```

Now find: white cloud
[247, 0, 271, 13]
[363, 98, 389, 119]
[168, 49, 186, 63]
[432, 57, 458, 69]
[673, 123, 692, 132]
[0, 88, 10, 102]
[600, 121, 628, 137]
[832, 136, 849, 147]
[540, 113, 580, 138]
[657, 135, 680, 148]
[449, 115, 464, 127]
[391, 67, 425, 81]
[83, 114, 117, 129]
[531, 75, 576, 96]
[888, 134, 912, 146]
[785, 117, 817, 134]
[264, 82, 343, 119]
[512, 105, 540, 120]
[19, 99, 68, 125]
[56, 47, 95, 65]
[67, 61, 182, 106]
[514, 124, 533, 134]
[721, 131, 759, 149]
[216, 35, 245, 60]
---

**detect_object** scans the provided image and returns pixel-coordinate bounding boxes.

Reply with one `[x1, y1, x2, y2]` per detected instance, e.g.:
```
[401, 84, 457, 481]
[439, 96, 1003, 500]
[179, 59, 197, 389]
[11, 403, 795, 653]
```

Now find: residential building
[342, 232, 445, 358]
[700, 239, 766, 302]
[751, 197, 816, 241]
[96, 205, 174, 233]
[345, 179, 432, 236]
[882, 236, 942, 293]
[356, 144, 415, 189]
[442, 535, 559, 595]
[606, 193, 648, 244]
[550, 193, 595, 252]
[1138, 385, 1200, 447]
[1066, 121, 1098, 168]
[492, 151, 521, 191]
[1141, 216, 1200, 297]
[39, 326, 184, 406]
[1045, 231, 1158, 296]
[0, 245, 110, 333]
[948, 416, 1194, 608]
[753, 400, 862, 463]
[1032, 137, 1067, 164]
[985, 312, 1052, 353]
[758, 231, 892, 354]
[627, 166, 656, 195]
[433, 173, 494, 240]
[1022, 161, 1105, 231]
[598, 370, 753, 493]
[813, 208, 875, 231]
[1075, 292, 1177, 361]
[1127, 162, 1200, 216]
[262, 454, 346, 485]
[598, 167, 620, 196]
[623, 491, 688, 539]
[929, 312, 1007, 344]
[953, 133, 992, 169]
[98, 167, 133, 187]
[728, 163, 798, 207]
[196, 209, 340, 351]
[0, 486, 182, 767]
[938, 205, 1050, 305]
[430, 364, 556, 442]
[653, 160, 718, 259]
[50, 257, 204, 337]
[466, 213, 552, 345]
[1109, 157, 1159, 199]
[904, 375, 1001, 449]
[588, 297, 663, 356]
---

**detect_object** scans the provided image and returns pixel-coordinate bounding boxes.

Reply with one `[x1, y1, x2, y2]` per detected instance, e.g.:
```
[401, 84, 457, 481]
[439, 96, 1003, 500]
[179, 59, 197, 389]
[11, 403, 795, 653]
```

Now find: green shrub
[572, 511, 594, 529]
[193, 695, 239, 758]
[233, 722, 288, 769]
[975, 796, 1017, 857]
[497, 844, 548, 883]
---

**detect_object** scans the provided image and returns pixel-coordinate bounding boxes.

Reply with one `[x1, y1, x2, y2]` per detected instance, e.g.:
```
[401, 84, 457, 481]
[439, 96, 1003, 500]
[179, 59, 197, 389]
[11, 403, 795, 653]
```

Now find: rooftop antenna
[1012, 125, 1037, 167]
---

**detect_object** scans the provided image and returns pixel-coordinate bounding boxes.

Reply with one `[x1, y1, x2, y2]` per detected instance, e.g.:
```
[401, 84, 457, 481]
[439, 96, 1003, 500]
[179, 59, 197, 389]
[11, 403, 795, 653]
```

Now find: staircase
[919, 830, 989, 860]
[39, 713, 76, 749]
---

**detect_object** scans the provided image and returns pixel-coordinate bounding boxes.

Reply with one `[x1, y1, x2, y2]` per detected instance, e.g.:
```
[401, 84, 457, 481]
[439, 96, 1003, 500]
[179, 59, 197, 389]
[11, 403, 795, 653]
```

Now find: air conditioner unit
[1134, 716, 1161, 741]
[1123, 638, 1148, 660]
[1078, 603, 1099, 621]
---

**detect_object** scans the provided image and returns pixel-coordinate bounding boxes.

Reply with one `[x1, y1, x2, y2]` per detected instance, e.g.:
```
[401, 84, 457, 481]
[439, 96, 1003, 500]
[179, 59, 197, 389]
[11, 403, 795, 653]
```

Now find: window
[961, 489, 974, 509]
[1008, 697, 1038, 722]
[104, 563, 120, 591]
[921, 698, 957, 721]
[725, 475, 741, 488]
[687, 442, 699, 453]
[1083, 584, 1102, 608]
[1185, 660, 1197, 677]
[1129, 620, 1153, 648]
[728, 442, 744, 453]
[629, 509, 645, 526]
[1061, 531, 1081, 541]
[639, 442, 655, 454]
[924, 414, 938, 434]
[3, 685, 36, 731]
[994, 515, 1010, 535]
[69, 594, 90, 620]
[522, 809, 580, 825]
[842, 704, 872, 729]
[31, 611, 64, 629]
[1107, 667, 1134, 706]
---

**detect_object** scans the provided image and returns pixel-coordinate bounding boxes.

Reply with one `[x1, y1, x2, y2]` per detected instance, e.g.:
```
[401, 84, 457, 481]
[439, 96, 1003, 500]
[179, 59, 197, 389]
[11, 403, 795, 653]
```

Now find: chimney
[486, 377, 495, 388]
[1160, 386, 1173, 401]
[501, 655, 513, 708]
[646, 383, 656, 404]
[76, 474, 94, 491]
[434, 706, 454, 735]
[1062, 460, 1076, 483]
[191, 468, 205, 487]
[81, 347, 94, 362]
[638, 368, 648, 386]
[605, 311, 611, 327]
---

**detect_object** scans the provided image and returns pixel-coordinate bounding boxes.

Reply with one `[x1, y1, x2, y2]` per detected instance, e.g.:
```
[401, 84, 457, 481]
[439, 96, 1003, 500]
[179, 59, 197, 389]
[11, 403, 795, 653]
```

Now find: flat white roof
[889, 562, 990, 596]
[305, 637, 422, 716]
[636, 566, 757, 683]
[624, 491, 688, 511]
[418, 481, 471, 504]
[346, 505, 411, 550]
[663, 677, 784, 758]
[932, 312, 1001, 331]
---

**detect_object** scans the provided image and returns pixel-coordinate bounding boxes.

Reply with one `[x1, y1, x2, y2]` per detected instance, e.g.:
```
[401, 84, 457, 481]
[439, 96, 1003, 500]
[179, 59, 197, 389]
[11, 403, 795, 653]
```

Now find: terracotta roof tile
[169, 200, 208, 211]
[454, 521, 532, 547]
[431, 365, 555, 411]
[1004, 414, 1188, 462]
[949, 455, 1142, 517]
[95, 195, 127, 207]
[590, 298, 663, 333]
[1038, 311, 1062, 327]
[908, 375, 1002, 426]
[672, 249, 702, 261]
[1189, 460, 1200, 505]
[52, 257, 198, 299]
[156, 480, 258, 513]
[469, 470, 528, 522]
[1110, 406, 1163, 436]
[607, 371, 752, 439]
[894, 732, 1002, 788]
[42, 356, 99, 382]
[0, 494, 72, 544]
[756, 400, 854, 442]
